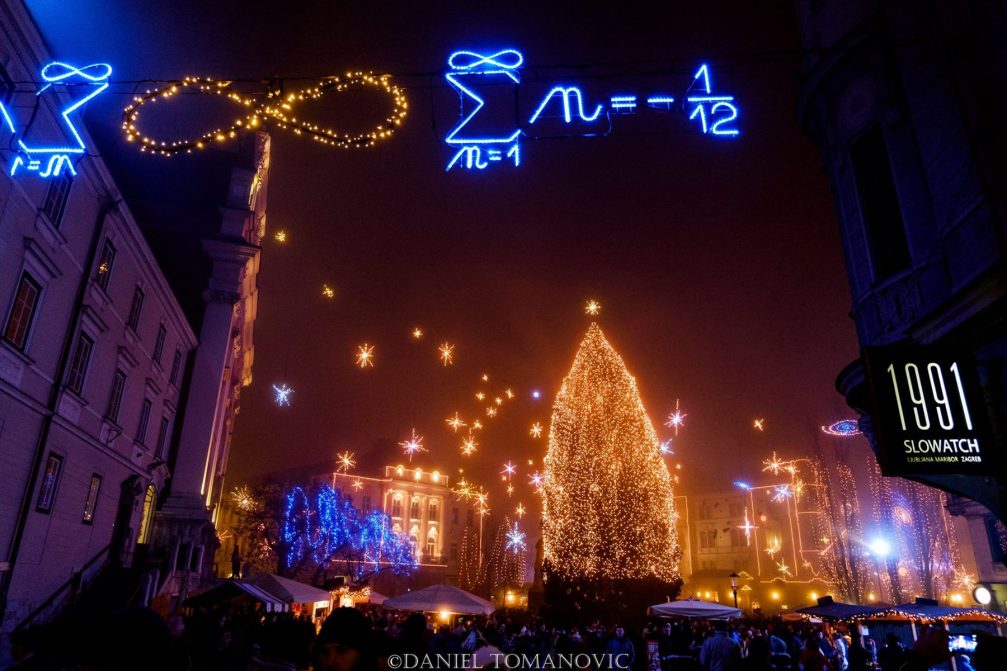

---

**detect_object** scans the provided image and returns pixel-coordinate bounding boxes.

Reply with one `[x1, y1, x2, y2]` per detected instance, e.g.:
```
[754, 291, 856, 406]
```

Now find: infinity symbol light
[122, 72, 408, 156]
[40, 61, 113, 83]
[447, 49, 524, 71]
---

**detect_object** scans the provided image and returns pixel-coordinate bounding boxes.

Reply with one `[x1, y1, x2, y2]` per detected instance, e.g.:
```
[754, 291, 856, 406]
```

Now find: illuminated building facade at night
[795, 0, 1007, 609]
[0, 0, 268, 651]
[679, 490, 829, 615]
[217, 463, 482, 595]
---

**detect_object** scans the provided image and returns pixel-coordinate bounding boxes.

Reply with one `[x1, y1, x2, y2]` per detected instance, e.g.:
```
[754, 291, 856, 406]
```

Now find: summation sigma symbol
[0, 62, 112, 178]
[444, 48, 740, 171]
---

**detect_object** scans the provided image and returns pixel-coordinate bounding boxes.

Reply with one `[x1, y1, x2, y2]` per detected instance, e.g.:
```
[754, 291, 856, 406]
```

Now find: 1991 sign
[864, 346, 994, 475]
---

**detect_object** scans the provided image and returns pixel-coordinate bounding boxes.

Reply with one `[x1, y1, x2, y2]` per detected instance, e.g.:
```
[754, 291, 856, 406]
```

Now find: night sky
[30, 1, 861, 506]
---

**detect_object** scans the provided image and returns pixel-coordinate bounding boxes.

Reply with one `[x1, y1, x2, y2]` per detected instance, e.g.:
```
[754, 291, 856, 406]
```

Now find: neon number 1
[888, 364, 907, 431]
[950, 362, 974, 431]
[904, 363, 930, 430]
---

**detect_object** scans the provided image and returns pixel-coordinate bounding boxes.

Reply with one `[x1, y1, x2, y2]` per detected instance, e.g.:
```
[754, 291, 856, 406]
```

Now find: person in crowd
[699, 621, 741, 671]
[741, 636, 772, 671]
[798, 637, 827, 671]
[606, 625, 636, 670]
[875, 633, 904, 671]
[895, 625, 949, 671]
[830, 631, 848, 671]
[845, 632, 869, 671]
[312, 607, 375, 671]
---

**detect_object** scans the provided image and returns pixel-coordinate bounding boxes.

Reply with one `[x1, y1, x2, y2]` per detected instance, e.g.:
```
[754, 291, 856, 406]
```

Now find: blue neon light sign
[444, 49, 740, 171]
[0, 62, 112, 178]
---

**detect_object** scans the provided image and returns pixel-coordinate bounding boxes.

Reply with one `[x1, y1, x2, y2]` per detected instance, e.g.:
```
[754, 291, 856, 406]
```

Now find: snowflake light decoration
[272, 384, 294, 406]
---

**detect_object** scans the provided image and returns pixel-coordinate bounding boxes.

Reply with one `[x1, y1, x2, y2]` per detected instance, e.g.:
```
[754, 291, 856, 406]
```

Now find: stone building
[0, 0, 268, 655]
[795, 0, 1007, 609]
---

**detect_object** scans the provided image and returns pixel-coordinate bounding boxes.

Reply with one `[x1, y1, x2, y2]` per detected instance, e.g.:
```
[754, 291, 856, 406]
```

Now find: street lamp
[729, 572, 739, 609]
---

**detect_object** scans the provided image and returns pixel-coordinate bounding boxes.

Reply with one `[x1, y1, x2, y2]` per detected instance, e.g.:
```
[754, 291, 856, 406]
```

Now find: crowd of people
[4, 604, 1007, 671]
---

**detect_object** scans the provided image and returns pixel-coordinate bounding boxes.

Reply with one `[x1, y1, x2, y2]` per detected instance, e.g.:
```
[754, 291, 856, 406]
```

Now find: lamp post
[729, 572, 740, 609]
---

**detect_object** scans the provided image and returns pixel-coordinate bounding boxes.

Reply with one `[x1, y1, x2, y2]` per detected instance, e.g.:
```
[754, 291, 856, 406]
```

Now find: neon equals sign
[646, 95, 675, 109]
[609, 95, 637, 112]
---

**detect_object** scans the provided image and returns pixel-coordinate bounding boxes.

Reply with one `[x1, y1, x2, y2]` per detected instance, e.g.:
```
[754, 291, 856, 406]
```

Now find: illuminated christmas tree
[543, 323, 681, 589]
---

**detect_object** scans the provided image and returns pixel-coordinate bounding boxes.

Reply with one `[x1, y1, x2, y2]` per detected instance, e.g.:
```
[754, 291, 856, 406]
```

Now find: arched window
[137, 484, 156, 544]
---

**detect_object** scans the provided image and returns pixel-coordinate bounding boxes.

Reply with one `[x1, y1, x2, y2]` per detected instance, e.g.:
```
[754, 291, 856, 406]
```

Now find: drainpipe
[0, 198, 119, 626]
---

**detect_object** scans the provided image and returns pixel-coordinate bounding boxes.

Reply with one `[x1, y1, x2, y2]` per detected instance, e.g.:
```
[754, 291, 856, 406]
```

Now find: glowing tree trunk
[543, 323, 681, 584]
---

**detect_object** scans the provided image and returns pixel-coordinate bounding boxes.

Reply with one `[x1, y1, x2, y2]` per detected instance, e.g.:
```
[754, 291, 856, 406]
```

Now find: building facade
[218, 464, 482, 596]
[795, 0, 1007, 609]
[681, 490, 829, 615]
[0, 0, 267, 653]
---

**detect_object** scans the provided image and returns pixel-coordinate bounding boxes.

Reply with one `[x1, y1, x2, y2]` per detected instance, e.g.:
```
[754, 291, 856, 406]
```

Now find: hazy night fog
[31, 0, 862, 506]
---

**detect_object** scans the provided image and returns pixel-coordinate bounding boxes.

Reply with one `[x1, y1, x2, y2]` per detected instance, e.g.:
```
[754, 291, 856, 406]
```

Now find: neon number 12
[710, 102, 739, 137]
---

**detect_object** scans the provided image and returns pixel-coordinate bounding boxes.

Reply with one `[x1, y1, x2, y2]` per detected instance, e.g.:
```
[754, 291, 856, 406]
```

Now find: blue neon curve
[444, 70, 522, 145]
[448, 49, 523, 71]
[528, 86, 604, 124]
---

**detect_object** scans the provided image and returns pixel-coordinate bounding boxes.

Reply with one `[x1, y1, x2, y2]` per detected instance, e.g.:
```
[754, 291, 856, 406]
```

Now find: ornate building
[795, 0, 1007, 609]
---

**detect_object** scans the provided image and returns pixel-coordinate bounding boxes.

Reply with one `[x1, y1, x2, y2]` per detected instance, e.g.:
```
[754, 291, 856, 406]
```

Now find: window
[66, 332, 94, 395]
[153, 324, 167, 363]
[82, 473, 102, 524]
[986, 517, 1007, 565]
[104, 369, 127, 422]
[169, 349, 182, 386]
[392, 498, 402, 517]
[135, 398, 152, 444]
[700, 531, 708, 550]
[850, 125, 911, 281]
[429, 501, 438, 521]
[126, 285, 144, 331]
[155, 416, 170, 458]
[466, 509, 474, 527]
[730, 529, 741, 548]
[41, 172, 72, 227]
[410, 500, 420, 519]
[450, 543, 458, 560]
[138, 485, 156, 543]
[36, 453, 63, 513]
[3, 271, 42, 350]
[451, 507, 459, 525]
[95, 239, 115, 291]
[425, 538, 435, 558]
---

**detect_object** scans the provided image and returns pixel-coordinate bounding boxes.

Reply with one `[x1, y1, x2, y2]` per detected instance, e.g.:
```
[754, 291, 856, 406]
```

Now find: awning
[183, 580, 288, 612]
[796, 596, 883, 621]
[242, 573, 332, 605]
[383, 584, 495, 615]
[648, 599, 742, 619]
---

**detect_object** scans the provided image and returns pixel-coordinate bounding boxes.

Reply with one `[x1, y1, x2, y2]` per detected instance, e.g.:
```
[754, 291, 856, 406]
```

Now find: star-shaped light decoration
[660, 439, 673, 455]
[336, 451, 356, 473]
[352, 479, 364, 491]
[738, 509, 758, 546]
[771, 485, 793, 503]
[274, 230, 287, 243]
[438, 342, 454, 366]
[529, 472, 544, 488]
[461, 436, 477, 456]
[506, 483, 514, 496]
[762, 451, 785, 474]
[515, 503, 526, 519]
[665, 398, 686, 435]
[486, 406, 497, 417]
[505, 522, 526, 553]
[501, 461, 517, 478]
[753, 418, 765, 431]
[585, 299, 601, 316]
[765, 539, 782, 558]
[399, 429, 426, 461]
[322, 284, 335, 299]
[471, 419, 483, 431]
[355, 344, 375, 368]
[272, 384, 294, 406]
[776, 560, 792, 577]
[446, 413, 466, 432]
[412, 327, 424, 339]
[481, 373, 489, 382]
[530, 422, 543, 438]
[505, 388, 514, 399]
[475, 392, 486, 401]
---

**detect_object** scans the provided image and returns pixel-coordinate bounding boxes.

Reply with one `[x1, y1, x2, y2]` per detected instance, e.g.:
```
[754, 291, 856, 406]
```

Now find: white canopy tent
[648, 599, 742, 619]
[242, 573, 333, 607]
[382, 584, 495, 615]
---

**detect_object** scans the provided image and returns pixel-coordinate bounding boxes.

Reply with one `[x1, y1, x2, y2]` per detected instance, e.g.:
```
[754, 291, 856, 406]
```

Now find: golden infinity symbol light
[122, 72, 408, 155]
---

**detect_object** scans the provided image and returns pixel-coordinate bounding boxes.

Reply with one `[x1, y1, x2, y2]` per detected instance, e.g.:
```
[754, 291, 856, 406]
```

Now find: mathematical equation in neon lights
[0, 62, 112, 178]
[444, 48, 740, 171]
